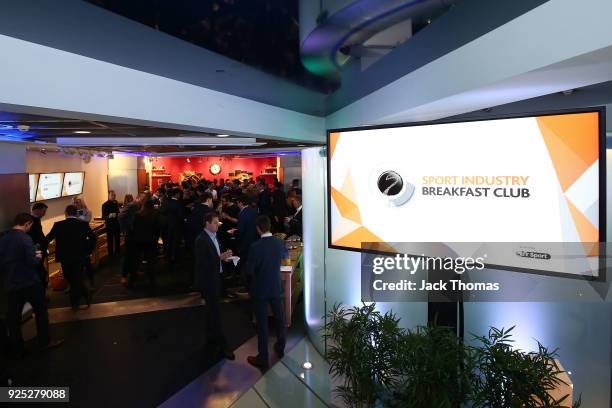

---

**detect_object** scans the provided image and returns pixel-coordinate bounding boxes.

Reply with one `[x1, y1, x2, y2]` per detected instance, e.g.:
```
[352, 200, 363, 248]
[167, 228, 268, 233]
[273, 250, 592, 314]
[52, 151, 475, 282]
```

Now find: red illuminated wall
[153, 156, 277, 182]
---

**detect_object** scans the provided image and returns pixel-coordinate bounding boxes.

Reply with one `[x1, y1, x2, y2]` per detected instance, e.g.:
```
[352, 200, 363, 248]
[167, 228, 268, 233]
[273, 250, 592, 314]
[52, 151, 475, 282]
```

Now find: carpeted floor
[46, 253, 214, 309]
[6, 300, 256, 408]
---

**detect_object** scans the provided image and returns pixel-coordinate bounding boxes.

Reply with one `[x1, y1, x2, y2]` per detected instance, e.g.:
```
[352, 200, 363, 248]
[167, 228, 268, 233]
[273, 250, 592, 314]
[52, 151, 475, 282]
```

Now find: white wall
[281, 154, 302, 192]
[27, 150, 108, 233]
[301, 148, 328, 352]
[108, 153, 139, 200]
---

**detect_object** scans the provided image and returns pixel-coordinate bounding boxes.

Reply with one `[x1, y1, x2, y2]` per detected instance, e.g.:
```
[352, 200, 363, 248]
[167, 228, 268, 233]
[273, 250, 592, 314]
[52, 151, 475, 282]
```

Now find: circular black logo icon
[377, 171, 403, 196]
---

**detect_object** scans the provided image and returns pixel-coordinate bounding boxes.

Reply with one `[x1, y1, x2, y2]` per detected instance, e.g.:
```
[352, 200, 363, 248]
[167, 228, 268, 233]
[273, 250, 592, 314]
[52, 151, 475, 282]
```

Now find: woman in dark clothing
[128, 200, 160, 287]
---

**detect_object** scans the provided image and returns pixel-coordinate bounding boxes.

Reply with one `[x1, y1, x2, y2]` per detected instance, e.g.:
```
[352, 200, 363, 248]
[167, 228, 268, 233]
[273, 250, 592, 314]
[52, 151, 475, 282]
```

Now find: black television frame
[61, 171, 85, 198]
[326, 106, 606, 282]
[29, 173, 39, 203]
[35, 172, 65, 201]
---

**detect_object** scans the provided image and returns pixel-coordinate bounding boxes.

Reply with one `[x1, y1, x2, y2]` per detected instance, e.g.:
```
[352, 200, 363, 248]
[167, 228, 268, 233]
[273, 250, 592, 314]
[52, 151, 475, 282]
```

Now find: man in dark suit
[28, 202, 49, 289]
[228, 195, 258, 270]
[257, 182, 272, 217]
[185, 192, 214, 252]
[46, 205, 96, 311]
[245, 215, 288, 369]
[160, 188, 184, 264]
[102, 190, 121, 256]
[194, 212, 235, 360]
[0, 213, 63, 357]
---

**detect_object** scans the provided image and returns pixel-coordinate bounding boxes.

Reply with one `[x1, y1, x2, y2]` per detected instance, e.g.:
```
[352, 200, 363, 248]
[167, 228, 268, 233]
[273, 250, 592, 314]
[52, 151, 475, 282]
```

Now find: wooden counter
[279, 244, 303, 327]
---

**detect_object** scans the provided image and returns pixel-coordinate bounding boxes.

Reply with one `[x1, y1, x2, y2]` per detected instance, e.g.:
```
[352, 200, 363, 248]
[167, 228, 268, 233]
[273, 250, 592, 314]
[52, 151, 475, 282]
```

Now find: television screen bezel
[61, 171, 85, 197]
[326, 107, 606, 281]
[36, 172, 65, 201]
[29, 173, 39, 203]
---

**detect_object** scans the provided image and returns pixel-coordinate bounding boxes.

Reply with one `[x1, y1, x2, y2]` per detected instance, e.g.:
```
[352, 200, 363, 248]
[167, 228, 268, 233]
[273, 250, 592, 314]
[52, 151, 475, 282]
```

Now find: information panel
[62, 172, 84, 197]
[36, 173, 63, 201]
[328, 109, 605, 276]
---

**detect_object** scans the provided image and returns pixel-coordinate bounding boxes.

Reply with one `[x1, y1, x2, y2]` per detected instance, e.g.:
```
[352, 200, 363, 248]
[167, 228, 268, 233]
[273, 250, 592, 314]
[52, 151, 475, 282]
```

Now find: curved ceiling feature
[301, 0, 456, 78]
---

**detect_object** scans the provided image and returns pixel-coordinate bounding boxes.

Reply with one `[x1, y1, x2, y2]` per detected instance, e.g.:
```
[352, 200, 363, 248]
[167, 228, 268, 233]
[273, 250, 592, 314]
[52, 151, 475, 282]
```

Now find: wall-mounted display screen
[62, 172, 84, 197]
[328, 109, 605, 277]
[36, 173, 64, 201]
[29, 174, 39, 203]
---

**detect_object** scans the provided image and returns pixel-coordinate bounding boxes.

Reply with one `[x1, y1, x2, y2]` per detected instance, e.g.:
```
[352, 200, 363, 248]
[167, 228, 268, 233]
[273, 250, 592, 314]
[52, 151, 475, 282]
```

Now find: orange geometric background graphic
[536, 112, 599, 243]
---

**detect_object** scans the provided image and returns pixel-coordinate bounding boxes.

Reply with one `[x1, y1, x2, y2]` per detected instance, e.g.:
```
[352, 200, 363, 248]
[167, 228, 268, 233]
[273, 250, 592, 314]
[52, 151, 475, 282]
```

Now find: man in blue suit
[194, 212, 235, 360]
[245, 215, 288, 369]
[229, 196, 258, 263]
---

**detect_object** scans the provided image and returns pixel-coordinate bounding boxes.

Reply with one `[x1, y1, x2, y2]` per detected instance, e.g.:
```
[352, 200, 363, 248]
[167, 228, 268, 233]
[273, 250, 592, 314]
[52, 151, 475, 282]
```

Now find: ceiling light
[74, 131, 91, 134]
[302, 362, 312, 370]
[217, 134, 230, 137]
[298, 145, 306, 147]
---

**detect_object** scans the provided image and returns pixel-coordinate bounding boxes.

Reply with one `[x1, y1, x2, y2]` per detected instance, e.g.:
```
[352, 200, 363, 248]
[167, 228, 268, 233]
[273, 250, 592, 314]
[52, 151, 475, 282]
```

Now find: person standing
[129, 200, 160, 288]
[270, 182, 288, 233]
[185, 192, 214, 252]
[72, 197, 95, 285]
[72, 197, 92, 223]
[194, 212, 235, 360]
[46, 205, 96, 311]
[119, 194, 139, 286]
[229, 196, 258, 266]
[102, 190, 121, 257]
[0, 213, 64, 356]
[245, 215, 288, 369]
[160, 188, 184, 264]
[28, 202, 49, 289]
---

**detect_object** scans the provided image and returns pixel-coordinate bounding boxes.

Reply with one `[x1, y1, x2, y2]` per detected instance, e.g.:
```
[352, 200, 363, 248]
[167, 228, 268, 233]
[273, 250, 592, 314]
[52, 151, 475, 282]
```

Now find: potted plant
[469, 326, 581, 408]
[386, 324, 474, 408]
[323, 303, 403, 407]
[324, 303, 582, 408]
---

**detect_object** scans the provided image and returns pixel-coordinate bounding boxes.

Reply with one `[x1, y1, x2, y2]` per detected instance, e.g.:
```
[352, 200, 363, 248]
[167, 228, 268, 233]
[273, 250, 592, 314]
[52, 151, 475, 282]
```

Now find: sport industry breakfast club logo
[376, 171, 415, 205]
[376, 171, 531, 205]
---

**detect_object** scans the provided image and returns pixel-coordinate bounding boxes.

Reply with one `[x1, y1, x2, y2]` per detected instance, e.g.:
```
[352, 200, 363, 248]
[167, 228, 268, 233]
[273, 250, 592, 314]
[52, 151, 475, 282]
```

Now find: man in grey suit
[194, 212, 235, 360]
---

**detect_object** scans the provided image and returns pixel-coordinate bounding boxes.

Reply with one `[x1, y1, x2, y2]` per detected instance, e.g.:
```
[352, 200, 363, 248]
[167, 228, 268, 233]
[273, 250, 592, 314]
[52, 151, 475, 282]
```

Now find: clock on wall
[209, 163, 222, 175]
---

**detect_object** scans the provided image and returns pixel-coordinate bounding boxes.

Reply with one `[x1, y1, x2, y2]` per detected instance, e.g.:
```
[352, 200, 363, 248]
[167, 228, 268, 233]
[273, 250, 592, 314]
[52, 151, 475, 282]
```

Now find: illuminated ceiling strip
[133, 147, 304, 157]
[56, 137, 262, 146]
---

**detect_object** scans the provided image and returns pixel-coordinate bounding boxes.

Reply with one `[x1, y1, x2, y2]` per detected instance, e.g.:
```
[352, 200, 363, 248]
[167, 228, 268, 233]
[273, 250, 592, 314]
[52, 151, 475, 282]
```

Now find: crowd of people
[0, 176, 303, 382]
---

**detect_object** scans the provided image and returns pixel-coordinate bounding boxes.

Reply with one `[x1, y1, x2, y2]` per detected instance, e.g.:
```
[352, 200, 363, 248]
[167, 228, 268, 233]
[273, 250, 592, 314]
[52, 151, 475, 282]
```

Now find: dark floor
[6, 300, 256, 408]
[47, 251, 209, 309]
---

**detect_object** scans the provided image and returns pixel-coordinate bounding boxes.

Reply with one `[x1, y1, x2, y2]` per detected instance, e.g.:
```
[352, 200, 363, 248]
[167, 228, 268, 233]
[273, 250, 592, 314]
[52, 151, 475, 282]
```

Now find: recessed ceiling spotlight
[74, 130, 91, 134]
[217, 134, 230, 137]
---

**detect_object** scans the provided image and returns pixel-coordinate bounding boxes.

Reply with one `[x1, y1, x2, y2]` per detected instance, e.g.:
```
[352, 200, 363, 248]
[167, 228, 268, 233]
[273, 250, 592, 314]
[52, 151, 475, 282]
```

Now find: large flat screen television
[327, 108, 605, 278]
[29, 174, 39, 203]
[62, 172, 85, 197]
[36, 173, 64, 201]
